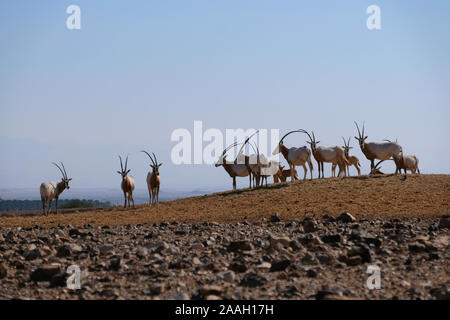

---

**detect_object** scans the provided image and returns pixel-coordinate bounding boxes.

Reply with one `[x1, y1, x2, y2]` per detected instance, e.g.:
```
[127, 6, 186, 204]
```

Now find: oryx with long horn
[215, 142, 252, 191]
[354, 122, 403, 174]
[299, 129, 348, 178]
[236, 130, 261, 187]
[251, 142, 280, 187]
[117, 155, 135, 208]
[272, 130, 313, 181]
[40, 162, 72, 215]
[141, 150, 162, 204]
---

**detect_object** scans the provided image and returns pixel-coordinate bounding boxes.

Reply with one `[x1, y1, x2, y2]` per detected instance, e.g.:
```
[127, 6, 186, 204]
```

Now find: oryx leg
[355, 164, 360, 176]
[233, 177, 236, 190]
[302, 164, 307, 180]
[41, 198, 46, 216]
[130, 193, 135, 208]
[55, 197, 59, 215]
[308, 161, 313, 180]
[48, 199, 53, 215]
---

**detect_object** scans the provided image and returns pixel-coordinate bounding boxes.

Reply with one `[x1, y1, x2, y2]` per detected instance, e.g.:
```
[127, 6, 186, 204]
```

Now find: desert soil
[0, 174, 448, 300]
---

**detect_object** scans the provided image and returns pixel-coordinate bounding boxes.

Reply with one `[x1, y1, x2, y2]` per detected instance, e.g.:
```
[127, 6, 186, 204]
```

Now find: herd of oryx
[39, 122, 420, 216]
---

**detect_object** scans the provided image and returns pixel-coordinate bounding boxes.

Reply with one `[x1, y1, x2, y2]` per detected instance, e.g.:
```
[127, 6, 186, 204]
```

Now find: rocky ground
[0, 213, 448, 300]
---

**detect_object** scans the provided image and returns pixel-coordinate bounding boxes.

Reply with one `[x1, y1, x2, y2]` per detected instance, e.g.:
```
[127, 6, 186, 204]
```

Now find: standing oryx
[117, 155, 135, 208]
[236, 131, 259, 187]
[332, 136, 361, 176]
[354, 122, 403, 174]
[216, 142, 252, 191]
[141, 150, 162, 204]
[299, 130, 348, 178]
[272, 130, 314, 181]
[248, 142, 280, 187]
[40, 162, 72, 215]
[394, 154, 420, 174]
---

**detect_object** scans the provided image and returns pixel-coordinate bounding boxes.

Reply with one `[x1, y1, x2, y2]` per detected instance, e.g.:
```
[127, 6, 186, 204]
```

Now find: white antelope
[354, 122, 403, 174]
[332, 136, 361, 176]
[117, 155, 135, 208]
[395, 154, 420, 174]
[272, 130, 314, 181]
[141, 150, 162, 204]
[236, 131, 259, 187]
[216, 142, 252, 191]
[248, 142, 280, 187]
[40, 162, 72, 216]
[299, 129, 348, 178]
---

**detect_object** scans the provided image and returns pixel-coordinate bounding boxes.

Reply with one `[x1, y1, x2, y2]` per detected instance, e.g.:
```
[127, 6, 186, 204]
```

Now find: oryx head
[117, 155, 131, 180]
[237, 130, 259, 164]
[216, 142, 238, 167]
[141, 151, 162, 175]
[272, 130, 302, 155]
[53, 161, 72, 189]
[299, 129, 320, 150]
[342, 136, 353, 155]
[354, 121, 368, 148]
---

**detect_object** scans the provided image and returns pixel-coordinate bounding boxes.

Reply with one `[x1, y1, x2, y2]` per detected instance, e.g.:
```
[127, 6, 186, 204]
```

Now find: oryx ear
[61, 178, 64, 181]
[354, 136, 359, 140]
[117, 171, 122, 174]
[68, 178, 72, 181]
[306, 141, 312, 145]
[158, 163, 163, 167]
[316, 141, 320, 144]
[126, 169, 131, 174]
[364, 136, 368, 140]
[349, 147, 353, 149]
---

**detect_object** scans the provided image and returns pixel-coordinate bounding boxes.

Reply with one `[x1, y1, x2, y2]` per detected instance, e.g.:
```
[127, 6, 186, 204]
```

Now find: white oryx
[299, 129, 348, 178]
[354, 122, 403, 174]
[248, 142, 280, 187]
[40, 162, 72, 215]
[395, 154, 420, 174]
[272, 130, 314, 181]
[141, 150, 162, 205]
[117, 155, 135, 208]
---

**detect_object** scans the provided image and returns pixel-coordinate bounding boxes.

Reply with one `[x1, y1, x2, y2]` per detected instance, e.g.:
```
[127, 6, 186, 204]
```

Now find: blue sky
[0, 1, 449, 192]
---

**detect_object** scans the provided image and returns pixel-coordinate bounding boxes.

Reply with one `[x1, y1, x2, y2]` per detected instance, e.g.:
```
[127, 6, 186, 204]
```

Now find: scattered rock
[50, 272, 68, 287]
[303, 218, 318, 233]
[306, 269, 317, 278]
[25, 248, 42, 261]
[438, 215, 450, 229]
[321, 234, 343, 244]
[239, 272, 267, 287]
[337, 212, 356, 223]
[0, 263, 7, 279]
[56, 244, 82, 257]
[270, 259, 290, 272]
[218, 270, 235, 282]
[30, 264, 61, 282]
[269, 235, 291, 247]
[227, 240, 253, 252]
[270, 213, 281, 222]
[149, 283, 165, 295]
[199, 285, 223, 297]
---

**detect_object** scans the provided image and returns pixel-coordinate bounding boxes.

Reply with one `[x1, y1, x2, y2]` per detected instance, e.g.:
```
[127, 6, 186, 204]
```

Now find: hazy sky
[1, 1, 449, 192]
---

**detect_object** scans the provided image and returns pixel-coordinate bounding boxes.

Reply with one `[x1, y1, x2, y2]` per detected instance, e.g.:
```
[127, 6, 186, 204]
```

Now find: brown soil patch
[0, 174, 448, 228]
